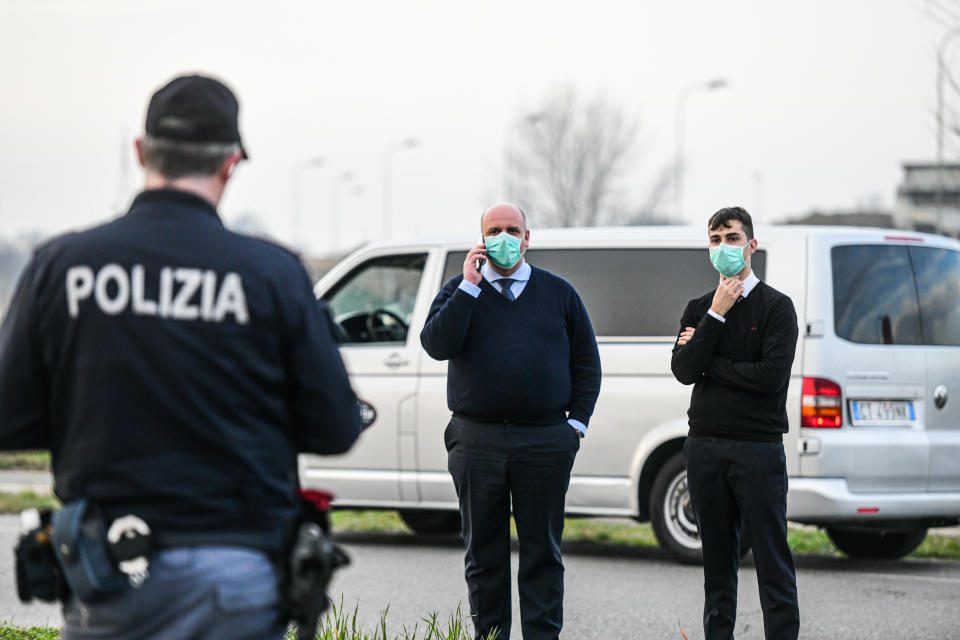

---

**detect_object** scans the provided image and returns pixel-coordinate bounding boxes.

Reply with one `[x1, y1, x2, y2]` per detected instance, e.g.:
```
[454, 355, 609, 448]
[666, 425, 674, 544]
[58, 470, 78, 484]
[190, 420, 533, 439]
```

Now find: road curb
[0, 470, 53, 496]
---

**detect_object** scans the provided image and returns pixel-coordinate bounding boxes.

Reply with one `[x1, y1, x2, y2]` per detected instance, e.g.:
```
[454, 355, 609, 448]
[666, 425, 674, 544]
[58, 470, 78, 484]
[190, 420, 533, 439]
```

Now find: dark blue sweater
[420, 267, 601, 426]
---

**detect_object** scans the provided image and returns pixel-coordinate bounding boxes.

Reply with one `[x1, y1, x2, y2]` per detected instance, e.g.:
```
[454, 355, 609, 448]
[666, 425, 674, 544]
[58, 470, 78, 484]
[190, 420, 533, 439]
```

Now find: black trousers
[445, 416, 579, 640]
[683, 436, 800, 640]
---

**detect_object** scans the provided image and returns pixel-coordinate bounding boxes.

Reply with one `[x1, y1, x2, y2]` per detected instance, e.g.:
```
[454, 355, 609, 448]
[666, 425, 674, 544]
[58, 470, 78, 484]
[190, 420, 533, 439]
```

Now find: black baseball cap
[145, 74, 248, 159]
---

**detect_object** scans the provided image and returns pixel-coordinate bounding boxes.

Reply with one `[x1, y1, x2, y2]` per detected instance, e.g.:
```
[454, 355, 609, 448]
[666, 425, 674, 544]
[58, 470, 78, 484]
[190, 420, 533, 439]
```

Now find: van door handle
[384, 353, 410, 369]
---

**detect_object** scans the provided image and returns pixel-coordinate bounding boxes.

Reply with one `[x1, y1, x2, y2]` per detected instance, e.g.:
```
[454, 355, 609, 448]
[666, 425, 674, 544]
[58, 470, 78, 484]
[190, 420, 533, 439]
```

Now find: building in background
[894, 162, 960, 237]
[785, 162, 960, 238]
[784, 209, 895, 229]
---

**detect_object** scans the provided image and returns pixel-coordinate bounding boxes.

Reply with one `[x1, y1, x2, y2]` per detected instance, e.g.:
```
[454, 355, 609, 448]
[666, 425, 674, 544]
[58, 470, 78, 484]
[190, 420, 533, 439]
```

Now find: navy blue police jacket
[0, 189, 362, 553]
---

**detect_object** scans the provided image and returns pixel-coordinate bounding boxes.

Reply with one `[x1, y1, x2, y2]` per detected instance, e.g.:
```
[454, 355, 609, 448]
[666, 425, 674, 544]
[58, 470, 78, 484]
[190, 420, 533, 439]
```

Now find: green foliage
[330, 510, 410, 534]
[331, 509, 960, 562]
[286, 598, 499, 640]
[0, 492, 58, 514]
[786, 526, 840, 556]
[562, 518, 659, 547]
[0, 623, 59, 639]
[911, 532, 960, 559]
[0, 451, 50, 471]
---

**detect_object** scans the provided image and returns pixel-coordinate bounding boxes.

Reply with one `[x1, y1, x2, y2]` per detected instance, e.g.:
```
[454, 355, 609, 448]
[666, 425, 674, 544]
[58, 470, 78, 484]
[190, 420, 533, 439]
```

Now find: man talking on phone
[672, 206, 800, 640]
[420, 203, 601, 640]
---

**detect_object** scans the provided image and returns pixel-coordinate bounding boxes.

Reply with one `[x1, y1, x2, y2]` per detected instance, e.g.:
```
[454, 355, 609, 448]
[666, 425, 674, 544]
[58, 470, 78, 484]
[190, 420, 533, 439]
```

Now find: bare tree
[923, 0, 960, 29]
[504, 88, 671, 228]
[923, 0, 960, 158]
[0, 233, 44, 318]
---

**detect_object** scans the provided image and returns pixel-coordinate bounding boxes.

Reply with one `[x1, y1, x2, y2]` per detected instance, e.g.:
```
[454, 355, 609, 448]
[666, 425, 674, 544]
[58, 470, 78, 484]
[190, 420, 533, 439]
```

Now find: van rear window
[832, 245, 922, 345]
[909, 246, 960, 346]
[442, 248, 766, 338]
[832, 244, 960, 346]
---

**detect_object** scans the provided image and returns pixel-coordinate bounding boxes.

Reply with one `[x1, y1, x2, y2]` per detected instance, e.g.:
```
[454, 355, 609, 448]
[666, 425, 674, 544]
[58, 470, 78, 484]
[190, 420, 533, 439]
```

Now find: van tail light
[801, 377, 843, 428]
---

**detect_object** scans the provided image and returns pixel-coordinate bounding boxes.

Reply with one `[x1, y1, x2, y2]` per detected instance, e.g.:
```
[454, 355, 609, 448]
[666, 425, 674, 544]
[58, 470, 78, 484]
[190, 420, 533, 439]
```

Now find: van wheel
[398, 509, 461, 536]
[650, 453, 703, 564]
[826, 526, 928, 559]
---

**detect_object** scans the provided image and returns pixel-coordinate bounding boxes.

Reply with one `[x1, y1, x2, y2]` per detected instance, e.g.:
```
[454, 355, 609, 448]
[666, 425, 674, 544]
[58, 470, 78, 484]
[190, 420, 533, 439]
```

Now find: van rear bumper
[787, 477, 960, 522]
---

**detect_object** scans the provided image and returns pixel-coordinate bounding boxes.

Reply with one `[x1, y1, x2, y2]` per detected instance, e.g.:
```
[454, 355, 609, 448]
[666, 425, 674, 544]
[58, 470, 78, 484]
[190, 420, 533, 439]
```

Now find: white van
[301, 225, 960, 562]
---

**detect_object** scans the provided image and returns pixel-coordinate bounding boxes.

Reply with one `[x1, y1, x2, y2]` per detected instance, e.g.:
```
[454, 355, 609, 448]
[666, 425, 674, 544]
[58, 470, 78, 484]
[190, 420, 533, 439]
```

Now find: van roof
[357, 225, 960, 252]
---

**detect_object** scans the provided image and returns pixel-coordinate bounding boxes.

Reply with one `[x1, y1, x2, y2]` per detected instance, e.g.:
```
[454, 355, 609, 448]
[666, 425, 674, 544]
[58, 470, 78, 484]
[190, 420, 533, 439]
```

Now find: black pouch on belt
[283, 490, 350, 640]
[14, 508, 69, 603]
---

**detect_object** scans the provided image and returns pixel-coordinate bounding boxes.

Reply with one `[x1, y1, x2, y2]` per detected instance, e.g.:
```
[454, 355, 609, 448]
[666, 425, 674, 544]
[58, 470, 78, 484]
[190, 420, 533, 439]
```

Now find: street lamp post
[291, 156, 324, 250]
[381, 138, 419, 239]
[674, 78, 728, 222]
[937, 27, 960, 231]
[330, 171, 355, 255]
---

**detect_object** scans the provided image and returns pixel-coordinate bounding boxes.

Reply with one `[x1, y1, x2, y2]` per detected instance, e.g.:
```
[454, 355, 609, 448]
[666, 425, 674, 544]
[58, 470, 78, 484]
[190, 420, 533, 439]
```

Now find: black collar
[128, 189, 222, 222]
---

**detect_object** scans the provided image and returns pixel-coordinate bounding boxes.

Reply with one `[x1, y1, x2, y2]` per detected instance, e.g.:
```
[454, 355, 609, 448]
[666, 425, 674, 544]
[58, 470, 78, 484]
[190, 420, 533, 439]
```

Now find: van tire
[649, 453, 754, 564]
[825, 526, 928, 559]
[398, 509, 461, 536]
[650, 453, 703, 564]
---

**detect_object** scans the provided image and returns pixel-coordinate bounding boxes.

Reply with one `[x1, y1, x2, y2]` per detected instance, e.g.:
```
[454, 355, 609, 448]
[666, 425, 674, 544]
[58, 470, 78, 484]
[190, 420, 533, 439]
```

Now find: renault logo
[934, 385, 948, 410]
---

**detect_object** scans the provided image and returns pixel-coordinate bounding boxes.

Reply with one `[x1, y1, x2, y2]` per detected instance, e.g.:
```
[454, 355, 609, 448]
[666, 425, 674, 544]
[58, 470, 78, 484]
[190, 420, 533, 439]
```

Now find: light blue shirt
[457, 259, 586, 437]
[458, 260, 531, 299]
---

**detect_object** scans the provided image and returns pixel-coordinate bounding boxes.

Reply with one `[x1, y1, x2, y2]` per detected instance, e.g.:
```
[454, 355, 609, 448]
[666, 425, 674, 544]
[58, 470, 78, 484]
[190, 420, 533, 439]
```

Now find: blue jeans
[62, 546, 287, 640]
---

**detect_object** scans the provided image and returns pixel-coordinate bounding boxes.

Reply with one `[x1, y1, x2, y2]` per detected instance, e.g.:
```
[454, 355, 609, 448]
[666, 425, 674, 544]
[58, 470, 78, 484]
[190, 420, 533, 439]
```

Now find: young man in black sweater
[421, 203, 601, 640]
[671, 207, 800, 640]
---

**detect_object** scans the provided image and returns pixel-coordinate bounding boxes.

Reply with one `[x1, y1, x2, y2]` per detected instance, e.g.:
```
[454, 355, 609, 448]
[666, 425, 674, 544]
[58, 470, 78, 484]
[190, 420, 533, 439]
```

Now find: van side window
[908, 246, 960, 347]
[441, 248, 766, 338]
[831, 245, 923, 345]
[323, 253, 427, 344]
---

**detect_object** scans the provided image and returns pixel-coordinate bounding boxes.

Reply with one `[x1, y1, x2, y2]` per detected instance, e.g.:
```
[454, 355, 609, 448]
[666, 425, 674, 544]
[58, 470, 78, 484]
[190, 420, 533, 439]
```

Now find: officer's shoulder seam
[30, 230, 83, 262]
[234, 234, 302, 261]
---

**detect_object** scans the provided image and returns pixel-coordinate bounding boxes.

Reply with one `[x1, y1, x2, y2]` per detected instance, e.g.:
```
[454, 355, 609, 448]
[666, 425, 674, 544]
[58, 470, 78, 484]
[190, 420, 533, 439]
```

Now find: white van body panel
[300, 225, 960, 530]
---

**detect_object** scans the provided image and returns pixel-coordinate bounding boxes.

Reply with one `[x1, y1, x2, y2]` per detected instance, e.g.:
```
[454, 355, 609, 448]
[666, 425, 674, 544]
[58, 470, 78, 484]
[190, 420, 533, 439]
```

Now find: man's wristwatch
[572, 427, 584, 440]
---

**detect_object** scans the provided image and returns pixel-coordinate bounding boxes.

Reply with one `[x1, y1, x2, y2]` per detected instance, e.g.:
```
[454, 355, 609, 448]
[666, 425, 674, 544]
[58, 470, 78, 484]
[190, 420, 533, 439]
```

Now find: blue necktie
[499, 278, 516, 301]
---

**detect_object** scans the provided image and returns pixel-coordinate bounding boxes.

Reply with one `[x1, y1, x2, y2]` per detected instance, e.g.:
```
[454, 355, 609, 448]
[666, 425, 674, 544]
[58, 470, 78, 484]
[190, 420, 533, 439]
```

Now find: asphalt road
[2, 517, 959, 639]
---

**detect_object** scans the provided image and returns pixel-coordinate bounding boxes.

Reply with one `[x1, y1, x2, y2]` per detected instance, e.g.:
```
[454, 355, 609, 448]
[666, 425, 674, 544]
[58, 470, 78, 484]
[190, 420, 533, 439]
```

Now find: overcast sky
[0, 0, 955, 255]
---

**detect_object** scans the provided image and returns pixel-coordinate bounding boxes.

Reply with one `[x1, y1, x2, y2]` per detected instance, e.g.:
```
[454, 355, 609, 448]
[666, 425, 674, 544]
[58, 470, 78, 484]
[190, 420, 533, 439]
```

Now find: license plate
[849, 400, 916, 426]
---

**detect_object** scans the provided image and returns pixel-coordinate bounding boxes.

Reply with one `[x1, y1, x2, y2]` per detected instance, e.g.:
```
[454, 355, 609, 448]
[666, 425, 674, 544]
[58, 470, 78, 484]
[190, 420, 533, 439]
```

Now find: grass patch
[331, 510, 960, 561]
[0, 452, 50, 471]
[292, 598, 498, 640]
[0, 492, 58, 514]
[0, 623, 59, 639]
[331, 509, 409, 534]
[562, 518, 659, 546]
[786, 525, 840, 556]
[911, 532, 960, 560]
[0, 601, 491, 640]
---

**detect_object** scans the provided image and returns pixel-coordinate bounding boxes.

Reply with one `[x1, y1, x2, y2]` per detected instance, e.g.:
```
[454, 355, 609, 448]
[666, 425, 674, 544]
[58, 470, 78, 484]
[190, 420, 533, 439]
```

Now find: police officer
[421, 203, 602, 640]
[0, 74, 362, 639]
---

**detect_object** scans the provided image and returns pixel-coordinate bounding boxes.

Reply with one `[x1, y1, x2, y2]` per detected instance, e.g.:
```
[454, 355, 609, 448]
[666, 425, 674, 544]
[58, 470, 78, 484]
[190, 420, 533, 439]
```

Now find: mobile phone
[475, 235, 486, 271]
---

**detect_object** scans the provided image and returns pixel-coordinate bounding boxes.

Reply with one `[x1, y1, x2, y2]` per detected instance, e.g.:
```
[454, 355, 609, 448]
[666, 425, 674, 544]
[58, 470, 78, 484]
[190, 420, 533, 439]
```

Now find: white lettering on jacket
[65, 264, 249, 325]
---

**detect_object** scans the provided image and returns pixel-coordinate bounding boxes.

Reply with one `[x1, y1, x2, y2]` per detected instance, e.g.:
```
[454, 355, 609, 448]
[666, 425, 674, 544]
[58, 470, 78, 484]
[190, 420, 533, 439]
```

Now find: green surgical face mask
[484, 232, 523, 269]
[709, 243, 747, 277]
